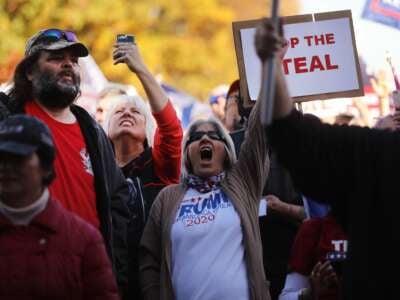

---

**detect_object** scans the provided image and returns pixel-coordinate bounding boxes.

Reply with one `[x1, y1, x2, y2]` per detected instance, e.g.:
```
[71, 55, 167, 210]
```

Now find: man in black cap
[0, 114, 120, 299]
[0, 29, 129, 291]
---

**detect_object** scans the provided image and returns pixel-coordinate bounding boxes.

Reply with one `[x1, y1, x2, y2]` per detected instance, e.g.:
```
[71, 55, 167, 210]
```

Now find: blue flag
[363, 0, 400, 29]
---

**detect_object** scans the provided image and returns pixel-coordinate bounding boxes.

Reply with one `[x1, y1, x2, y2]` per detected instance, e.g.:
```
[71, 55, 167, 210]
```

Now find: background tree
[0, 0, 299, 100]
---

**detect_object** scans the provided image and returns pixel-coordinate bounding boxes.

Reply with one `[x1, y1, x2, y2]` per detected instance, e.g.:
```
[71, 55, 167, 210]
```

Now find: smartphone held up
[116, 34, 135, 44]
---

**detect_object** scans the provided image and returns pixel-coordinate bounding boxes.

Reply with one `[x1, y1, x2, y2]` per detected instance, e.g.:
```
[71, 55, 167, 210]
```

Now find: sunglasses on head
[188, 130, 224, 144]
[33, 29, 78, 46]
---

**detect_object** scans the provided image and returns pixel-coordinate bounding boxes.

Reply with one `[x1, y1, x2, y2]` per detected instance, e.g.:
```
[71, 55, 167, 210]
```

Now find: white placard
[240, 17, 360, 100]
[258, 198, 267, 217]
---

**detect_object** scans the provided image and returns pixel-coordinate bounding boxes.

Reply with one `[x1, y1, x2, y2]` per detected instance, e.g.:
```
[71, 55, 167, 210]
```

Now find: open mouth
[119, 119, 134, 126]
[59, 72, 74, 82]
[200, 146, 213, 160]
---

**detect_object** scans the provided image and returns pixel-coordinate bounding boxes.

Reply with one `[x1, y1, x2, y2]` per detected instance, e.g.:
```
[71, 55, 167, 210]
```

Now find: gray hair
[103, 94, 155, 146]
[181, 117, 237, 181]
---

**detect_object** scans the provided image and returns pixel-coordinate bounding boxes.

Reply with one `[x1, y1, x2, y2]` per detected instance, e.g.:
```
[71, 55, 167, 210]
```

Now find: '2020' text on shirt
[171, 187, 249, 300]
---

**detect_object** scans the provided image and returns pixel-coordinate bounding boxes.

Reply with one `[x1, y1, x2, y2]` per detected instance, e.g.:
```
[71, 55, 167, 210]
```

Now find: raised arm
[152, 103, 183, 184]
[231, 70, 269, 202]
[113, 40, 183, 184]
[230, 20, 290, 202]
[254, 19, 293, 120]
[113, 39, 168, 113]
[257, 19, 396, 217]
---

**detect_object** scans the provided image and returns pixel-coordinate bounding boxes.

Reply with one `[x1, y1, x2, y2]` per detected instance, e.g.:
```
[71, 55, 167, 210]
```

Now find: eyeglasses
[187, 131, 224, 144]
[33, 29, 78, 46]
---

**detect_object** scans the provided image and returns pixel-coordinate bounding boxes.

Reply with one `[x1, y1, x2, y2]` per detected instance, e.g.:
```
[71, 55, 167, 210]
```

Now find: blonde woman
[104, 37, 183, 299]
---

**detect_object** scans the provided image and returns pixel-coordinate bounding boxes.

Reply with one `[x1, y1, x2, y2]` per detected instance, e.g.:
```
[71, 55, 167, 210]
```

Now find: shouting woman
[139, 26, 273, 300]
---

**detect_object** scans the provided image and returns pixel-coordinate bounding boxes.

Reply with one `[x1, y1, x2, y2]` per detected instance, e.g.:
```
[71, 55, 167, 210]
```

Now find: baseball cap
[0, 115, 55, 157]
[25, 29, 88, 58]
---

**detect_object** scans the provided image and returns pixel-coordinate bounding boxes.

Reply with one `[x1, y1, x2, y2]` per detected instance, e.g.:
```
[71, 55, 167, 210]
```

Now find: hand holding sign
[255, 19, 293, 120]
[254, 20, 284, 62]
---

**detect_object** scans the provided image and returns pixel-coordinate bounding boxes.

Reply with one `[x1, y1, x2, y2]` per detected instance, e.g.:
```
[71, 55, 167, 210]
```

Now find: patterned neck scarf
[187, 172, 226, 193]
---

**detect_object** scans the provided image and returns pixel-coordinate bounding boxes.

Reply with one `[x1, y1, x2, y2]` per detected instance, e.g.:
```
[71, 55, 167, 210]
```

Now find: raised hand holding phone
[113, 34, 168, 112]
[113, 34, 148, 74]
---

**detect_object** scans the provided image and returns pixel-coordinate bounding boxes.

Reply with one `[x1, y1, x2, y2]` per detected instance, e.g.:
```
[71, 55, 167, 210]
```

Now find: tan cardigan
[139, 97, 270, 300]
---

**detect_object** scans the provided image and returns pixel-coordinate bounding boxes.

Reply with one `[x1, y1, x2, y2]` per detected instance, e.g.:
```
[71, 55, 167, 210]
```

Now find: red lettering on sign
[303, 34, 336, 46]
[294, 57, 308, 73]
[304, 35, 313, 46]
[282, 58, 292, 75]
[309, 56, 325, 72]
[290, 37, 299, 48]
[326, 33, 335, 44]
[325, 54, 339, 70]
[314, 34, 325, 45]
[281, 54, 339, 74]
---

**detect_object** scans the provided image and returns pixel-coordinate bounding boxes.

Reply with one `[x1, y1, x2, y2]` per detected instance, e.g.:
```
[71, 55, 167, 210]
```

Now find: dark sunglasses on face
[188, 131, 224, 144]
[33, 29, 78, 46]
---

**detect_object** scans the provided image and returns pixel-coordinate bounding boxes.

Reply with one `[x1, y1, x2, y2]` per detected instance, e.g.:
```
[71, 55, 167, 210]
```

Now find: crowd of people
[0, 19, 397, 300]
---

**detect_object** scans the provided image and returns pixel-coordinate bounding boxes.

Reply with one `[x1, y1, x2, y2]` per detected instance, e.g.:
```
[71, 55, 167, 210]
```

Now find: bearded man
[0, 29, 130, 293]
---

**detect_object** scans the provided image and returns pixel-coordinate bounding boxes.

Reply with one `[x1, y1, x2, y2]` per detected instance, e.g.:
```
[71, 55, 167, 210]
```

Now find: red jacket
[0, 198, 120, 300]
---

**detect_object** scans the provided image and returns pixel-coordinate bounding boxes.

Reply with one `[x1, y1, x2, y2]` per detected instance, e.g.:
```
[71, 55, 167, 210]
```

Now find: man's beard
[32, 69, 81, 109]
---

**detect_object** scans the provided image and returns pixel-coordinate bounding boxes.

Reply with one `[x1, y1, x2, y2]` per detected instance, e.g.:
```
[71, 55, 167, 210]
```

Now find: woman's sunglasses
[187, 131, 225, 144]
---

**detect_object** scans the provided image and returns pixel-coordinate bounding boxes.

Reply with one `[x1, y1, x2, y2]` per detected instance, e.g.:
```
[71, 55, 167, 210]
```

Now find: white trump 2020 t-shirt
[171, 187, 249, 300]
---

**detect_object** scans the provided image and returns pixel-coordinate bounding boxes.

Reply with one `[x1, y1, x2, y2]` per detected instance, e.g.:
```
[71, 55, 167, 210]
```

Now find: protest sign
[233, 10, 364, 104]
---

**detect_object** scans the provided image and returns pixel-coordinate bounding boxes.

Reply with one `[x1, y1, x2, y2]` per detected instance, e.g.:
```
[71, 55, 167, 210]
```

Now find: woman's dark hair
[7, 53, 41, 113]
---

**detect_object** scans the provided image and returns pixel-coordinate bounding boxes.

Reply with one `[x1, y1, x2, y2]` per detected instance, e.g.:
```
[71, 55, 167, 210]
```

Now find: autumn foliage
[0, 0, 299, 100]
